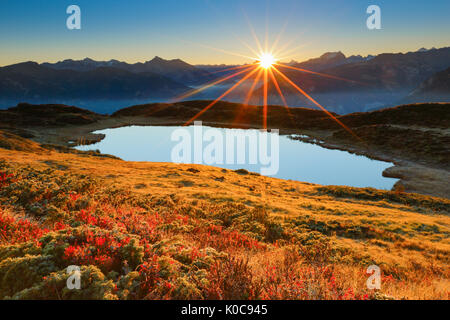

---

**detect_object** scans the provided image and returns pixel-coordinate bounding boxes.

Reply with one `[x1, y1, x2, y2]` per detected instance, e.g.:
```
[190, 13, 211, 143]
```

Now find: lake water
[76, 125, 397, 190]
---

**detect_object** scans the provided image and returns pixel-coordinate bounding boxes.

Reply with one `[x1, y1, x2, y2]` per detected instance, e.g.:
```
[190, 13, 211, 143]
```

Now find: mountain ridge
[42, 56, 216, 85]
[0, 62, 190, 103]
[1, 47, 449, 114]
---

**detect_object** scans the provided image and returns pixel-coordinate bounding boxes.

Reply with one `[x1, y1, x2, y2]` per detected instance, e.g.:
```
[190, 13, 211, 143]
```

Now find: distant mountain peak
[291, 51, 348, 72]
[17, 61, 40, 66]
[320, 51, 346, 60]
[148, 56, 189, 65]
[3, 61, 42, 72]
[82, 57, 96, 62]
[150, 56, 166, 62]
[416, 47, 437, 53]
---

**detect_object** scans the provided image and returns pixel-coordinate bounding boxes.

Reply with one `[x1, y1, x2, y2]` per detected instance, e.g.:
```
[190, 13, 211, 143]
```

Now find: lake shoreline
[17, 115, 447, 198]
[74, 124, 397, 190]
[1, 101, 448, 198]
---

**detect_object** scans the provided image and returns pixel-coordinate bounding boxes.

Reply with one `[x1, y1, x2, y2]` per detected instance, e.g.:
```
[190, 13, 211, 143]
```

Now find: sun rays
[171, 20, 361, 139]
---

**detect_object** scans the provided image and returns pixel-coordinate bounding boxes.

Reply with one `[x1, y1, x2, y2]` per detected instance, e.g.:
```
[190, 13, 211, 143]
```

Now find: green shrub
[10, 265, 117, 300]
[0, 255, 58, 298]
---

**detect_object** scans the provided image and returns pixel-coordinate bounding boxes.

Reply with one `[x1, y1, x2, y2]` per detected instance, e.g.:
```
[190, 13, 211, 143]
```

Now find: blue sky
[0, 0, 449, 65]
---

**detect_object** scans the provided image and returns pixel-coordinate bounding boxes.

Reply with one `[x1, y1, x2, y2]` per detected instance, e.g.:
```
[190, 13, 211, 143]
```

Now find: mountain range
[288, 51, 375, 72]
[0, 47, 449, 114]
[267, 47, 450, 93]
[249, 47, 450, 113]
[0, 61, 190, 102]
[42, 56, 216, 85]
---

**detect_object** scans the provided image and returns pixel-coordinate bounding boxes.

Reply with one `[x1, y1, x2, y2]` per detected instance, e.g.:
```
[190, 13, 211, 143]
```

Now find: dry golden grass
[0, 137, 449, 299]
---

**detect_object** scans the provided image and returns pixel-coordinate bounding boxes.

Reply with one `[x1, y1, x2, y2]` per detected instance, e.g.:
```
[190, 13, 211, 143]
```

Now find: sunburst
[168, 19, 361, 140]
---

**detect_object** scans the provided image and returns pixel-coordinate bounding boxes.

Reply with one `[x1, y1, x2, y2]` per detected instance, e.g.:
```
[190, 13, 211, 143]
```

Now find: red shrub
[0, 211, 48, 244]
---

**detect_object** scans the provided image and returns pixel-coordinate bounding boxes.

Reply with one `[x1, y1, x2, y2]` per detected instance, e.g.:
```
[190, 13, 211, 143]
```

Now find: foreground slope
[0, 132, 448, 299]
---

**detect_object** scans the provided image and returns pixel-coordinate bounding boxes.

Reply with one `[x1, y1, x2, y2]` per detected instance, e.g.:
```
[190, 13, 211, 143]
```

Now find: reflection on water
[76, 125, 397, 190]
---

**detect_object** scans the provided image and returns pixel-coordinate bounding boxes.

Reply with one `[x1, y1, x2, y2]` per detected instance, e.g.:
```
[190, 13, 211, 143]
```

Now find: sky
[0, 0, 449, 66]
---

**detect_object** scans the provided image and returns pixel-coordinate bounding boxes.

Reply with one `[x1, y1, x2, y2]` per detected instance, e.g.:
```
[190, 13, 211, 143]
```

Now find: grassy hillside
[0, 132, 448, 299]
[112, 100, 334, 129]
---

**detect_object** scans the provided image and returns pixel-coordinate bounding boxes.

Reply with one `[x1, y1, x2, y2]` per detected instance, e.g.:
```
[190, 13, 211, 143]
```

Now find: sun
[258, 53, 276, 69]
